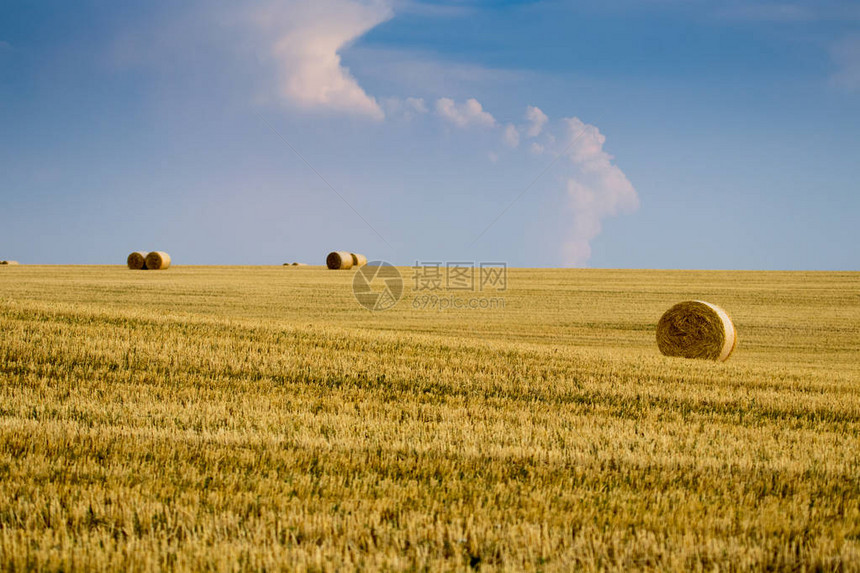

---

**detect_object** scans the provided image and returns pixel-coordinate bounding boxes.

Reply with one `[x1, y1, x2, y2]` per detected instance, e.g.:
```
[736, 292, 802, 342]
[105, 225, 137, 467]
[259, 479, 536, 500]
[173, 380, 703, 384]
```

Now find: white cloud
[503, 124, 520, 148]
[435, 97, 497, 128]
[560, 117, 639, 266]
[529, 142, 545, 155]
[525, 105, 548, 137]
[253, 0, 392, 120]
[831, 35, 860, 91]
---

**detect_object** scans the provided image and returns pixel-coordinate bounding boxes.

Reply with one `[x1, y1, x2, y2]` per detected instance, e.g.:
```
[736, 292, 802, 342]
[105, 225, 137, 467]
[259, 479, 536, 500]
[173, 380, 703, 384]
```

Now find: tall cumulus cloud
[253, 0, 392, 119]
[250, 1, 639, 265]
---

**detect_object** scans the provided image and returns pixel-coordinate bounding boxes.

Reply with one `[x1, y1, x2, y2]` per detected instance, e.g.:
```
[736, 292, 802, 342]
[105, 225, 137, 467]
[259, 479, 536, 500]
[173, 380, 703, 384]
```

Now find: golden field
[0, 265, 858, 571]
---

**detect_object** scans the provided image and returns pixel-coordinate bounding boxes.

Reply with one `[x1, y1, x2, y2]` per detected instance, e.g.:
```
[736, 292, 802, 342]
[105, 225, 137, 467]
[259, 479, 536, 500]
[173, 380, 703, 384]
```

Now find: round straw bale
[1, 261, 19, 266]
[326, 251, 353, 270]
[350, 253, 367, 267]
[145, 251, 171, 270]
[127, 252, 148, 270]
[292, 262, 308, 266]
[656, 300, 737, 362]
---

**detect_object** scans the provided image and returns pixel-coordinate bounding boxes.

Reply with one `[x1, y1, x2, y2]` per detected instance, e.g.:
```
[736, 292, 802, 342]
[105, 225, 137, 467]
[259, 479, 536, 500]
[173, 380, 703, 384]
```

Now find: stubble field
[1, 265, 858, 571]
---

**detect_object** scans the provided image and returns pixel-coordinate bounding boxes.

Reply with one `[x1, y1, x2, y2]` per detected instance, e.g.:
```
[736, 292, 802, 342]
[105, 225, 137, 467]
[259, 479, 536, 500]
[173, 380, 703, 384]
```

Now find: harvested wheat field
[1, 266, 859, 571]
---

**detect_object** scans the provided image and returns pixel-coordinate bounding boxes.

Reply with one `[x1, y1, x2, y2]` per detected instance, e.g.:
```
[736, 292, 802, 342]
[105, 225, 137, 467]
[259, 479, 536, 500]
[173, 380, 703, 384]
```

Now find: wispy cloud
[717, 3, 814, 22]
[503, 124, 520, 147]
[406, 96, 428, 113]
[253, 0, 393, 120]
[347, 46, 527, 97]
[525, 105, 548, 137]
[382, 96, 429, 119]
[389, 0, 477, 18]
[435, 97, 496, 128]
[715, 0, 860, 22]
[831, 35, 860, 92]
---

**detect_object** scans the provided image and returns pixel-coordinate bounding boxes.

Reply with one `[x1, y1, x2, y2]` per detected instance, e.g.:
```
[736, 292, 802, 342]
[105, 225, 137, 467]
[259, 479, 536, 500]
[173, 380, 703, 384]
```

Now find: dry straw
[350, 253, 367, 267]
[326, 251, 354, 270]
[145, 251, 171, 270]
[656, 300, 737, 362]
[127, 252, 148, 270]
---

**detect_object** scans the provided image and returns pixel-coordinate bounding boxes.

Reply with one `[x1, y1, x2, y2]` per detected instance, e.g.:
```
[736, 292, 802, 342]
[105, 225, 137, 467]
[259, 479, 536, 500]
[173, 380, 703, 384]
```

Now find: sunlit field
[1, 265, 858, 571]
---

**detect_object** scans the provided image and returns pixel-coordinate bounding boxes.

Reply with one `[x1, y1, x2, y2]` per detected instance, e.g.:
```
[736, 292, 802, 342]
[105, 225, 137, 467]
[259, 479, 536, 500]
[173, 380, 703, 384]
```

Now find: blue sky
[1, 0, 858, 269]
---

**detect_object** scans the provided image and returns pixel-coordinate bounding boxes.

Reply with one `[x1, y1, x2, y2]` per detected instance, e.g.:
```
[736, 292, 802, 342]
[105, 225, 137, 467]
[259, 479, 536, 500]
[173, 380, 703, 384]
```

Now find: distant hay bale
[326, 251, 354, 270]
[1, 261, 19, 266]
[656, 300, 737, 362]
[145, 251, 171, 270]
[127, 252, 148, 270]
[350, 253, 367, 267]
[292, 262, 308, 266]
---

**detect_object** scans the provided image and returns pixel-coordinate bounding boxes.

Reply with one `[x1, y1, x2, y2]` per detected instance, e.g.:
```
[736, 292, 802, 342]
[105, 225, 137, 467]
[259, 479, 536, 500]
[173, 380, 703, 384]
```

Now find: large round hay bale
[350, 253, 367, 267]
[656, 300, 737, 362]
[145, 251, 171, 270]
[127, 252, 148, 270]
[326, 251, 353, 270]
